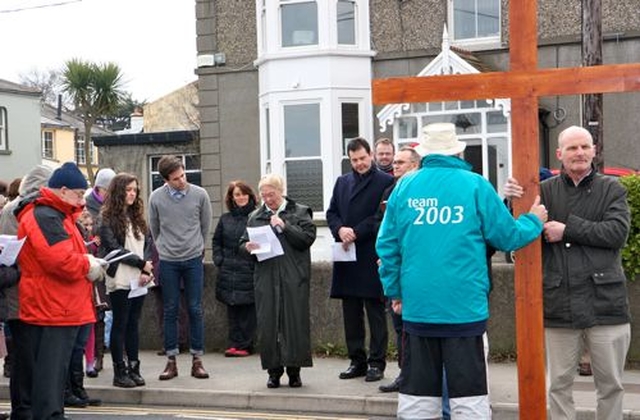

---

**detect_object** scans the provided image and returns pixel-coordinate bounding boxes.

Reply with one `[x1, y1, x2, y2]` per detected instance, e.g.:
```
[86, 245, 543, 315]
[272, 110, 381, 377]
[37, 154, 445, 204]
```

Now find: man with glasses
[16, 162, 105, 419]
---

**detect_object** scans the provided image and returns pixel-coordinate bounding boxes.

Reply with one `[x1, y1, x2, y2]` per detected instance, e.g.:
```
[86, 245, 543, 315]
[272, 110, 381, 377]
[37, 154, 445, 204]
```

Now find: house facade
[195, 0, 640, 219]
[0, 79, 42, 180]
[40, 103, 111, 177]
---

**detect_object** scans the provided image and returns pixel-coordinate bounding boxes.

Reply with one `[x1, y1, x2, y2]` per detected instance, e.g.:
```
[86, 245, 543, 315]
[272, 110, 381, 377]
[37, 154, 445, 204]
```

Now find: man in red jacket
[16, 162, 104, 420]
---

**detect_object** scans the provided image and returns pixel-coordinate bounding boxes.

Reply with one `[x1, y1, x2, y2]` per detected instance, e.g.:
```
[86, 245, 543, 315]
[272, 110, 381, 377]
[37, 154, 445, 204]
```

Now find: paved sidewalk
[1, 351, 640, 419]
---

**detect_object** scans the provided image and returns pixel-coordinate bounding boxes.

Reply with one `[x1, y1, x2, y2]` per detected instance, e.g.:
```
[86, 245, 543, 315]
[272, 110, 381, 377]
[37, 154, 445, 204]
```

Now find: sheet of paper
[99, 250, 135, 266]
[128, 278, 149, 299]
[0, 237, 26, 266]
[246, 225, 284, 262]
[332, 242, 357, 262]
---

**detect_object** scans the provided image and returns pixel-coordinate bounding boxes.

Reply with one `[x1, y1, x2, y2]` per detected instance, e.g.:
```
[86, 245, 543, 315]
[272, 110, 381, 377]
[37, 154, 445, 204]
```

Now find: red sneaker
[224, 348, 237, 357]
[233, 349, 250, 357]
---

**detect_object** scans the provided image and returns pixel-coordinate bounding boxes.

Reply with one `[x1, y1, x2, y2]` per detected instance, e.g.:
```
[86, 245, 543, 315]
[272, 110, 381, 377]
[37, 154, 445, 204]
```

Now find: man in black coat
[326, 137, 394, 382]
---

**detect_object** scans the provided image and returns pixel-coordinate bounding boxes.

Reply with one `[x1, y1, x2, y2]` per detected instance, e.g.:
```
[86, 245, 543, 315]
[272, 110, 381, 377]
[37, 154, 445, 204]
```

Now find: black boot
[128, 360, 146, 386]
[64, 383, 87, 408]
[113, 361, 136, 388]
[71, 370, 102, 406]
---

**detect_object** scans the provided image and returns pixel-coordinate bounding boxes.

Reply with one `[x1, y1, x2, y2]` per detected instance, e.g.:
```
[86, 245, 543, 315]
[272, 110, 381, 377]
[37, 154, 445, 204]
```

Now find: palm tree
[62, 59, 125, 183]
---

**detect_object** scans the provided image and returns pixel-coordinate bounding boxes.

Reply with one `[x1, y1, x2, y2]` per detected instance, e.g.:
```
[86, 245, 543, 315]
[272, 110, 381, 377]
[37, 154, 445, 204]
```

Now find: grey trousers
[545, 323, 631, 420]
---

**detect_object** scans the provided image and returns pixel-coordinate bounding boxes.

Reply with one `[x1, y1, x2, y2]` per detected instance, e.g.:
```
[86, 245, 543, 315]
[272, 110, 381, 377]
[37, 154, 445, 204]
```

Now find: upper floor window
[150, 154, 201, 191]
[42, 130, 54, 159]
[0, 107, 7, 151]
[280, 1, 318, 47]
[337, 0, 355, 45]
[450, 0, 500, 45]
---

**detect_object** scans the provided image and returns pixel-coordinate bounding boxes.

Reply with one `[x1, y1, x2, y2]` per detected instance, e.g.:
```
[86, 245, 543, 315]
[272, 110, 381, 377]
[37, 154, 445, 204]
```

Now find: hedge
[621, 174, 640, 281]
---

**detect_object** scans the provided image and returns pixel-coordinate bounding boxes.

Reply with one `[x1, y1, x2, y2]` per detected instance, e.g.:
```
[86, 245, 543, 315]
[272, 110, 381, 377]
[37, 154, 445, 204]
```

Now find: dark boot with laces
[128, 360, 146, 386]
[113, 361, 136, 388]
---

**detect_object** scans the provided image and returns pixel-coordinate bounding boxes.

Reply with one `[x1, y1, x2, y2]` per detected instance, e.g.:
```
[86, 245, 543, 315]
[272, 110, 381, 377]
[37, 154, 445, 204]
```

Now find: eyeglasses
[64, 188, 86, 201]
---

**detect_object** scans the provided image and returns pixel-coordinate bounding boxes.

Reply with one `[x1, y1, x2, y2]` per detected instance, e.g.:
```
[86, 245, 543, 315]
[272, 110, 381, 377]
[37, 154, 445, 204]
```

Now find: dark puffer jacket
[212, 204, 256, 306]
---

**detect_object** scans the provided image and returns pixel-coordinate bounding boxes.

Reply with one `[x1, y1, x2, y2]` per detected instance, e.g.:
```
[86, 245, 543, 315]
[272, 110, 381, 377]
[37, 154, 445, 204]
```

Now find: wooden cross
[372, 3, 640, 419]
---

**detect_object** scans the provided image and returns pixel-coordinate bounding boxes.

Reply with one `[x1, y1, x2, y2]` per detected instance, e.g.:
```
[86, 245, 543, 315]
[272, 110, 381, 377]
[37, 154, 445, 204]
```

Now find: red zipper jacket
[16, 187, 95, 326]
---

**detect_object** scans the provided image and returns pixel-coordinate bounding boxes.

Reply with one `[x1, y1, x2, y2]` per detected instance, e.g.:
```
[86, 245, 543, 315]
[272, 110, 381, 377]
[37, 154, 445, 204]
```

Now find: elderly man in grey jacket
[505, 125, 631, 420]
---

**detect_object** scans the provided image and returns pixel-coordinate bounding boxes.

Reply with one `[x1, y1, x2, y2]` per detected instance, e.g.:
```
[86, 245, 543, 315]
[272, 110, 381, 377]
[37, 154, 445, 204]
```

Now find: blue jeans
[159, 257, 205, 356]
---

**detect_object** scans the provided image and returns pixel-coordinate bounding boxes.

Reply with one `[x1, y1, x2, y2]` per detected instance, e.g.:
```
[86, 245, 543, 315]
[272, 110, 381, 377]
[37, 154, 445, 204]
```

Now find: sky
[0, 0, 197, 102]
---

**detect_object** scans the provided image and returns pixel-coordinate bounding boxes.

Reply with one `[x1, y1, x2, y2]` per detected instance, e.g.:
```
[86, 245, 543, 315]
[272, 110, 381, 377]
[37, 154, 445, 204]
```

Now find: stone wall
[138, 263, 640, 364]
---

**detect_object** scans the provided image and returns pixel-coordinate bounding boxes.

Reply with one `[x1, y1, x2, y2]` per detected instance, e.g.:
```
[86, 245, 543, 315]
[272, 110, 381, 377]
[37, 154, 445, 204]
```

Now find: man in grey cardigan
[149, 155, 212, 380]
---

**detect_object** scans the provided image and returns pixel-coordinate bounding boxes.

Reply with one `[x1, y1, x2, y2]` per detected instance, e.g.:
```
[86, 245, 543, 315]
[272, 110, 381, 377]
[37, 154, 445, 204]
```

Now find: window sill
[0, 150, 12, 155]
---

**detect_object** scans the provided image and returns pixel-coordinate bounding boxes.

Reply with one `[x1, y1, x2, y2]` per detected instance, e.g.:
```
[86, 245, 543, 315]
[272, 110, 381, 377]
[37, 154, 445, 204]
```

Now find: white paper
[99, 250, 135, 266]
[128, 278, 149, 299]
[246, 225, 284, 262]
[0, 236, 26, 266]
[332, 242, 357, 262]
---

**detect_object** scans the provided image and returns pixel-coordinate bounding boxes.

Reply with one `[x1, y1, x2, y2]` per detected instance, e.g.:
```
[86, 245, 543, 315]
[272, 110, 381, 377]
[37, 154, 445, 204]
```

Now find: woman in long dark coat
[212, 180, 257, 357]
[240, 174, 316, 389]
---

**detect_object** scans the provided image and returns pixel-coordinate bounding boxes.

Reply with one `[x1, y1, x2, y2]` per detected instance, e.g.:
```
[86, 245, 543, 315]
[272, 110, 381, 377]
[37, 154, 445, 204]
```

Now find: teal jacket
[376, 155, 543, 325]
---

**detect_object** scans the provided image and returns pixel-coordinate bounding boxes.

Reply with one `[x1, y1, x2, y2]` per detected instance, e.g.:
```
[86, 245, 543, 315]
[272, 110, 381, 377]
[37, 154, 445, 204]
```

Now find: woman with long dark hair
[212, 180, 258, 357]
[99, 173, 153, 388]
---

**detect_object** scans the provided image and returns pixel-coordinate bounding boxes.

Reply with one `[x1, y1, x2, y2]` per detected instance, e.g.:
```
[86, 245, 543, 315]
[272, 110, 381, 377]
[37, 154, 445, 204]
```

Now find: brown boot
[159, 359, 178, 381]
[191, 358, 209, 379]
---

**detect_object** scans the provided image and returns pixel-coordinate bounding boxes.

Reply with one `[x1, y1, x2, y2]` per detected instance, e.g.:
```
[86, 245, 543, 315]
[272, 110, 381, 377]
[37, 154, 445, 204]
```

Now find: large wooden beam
[372, 63, 640, 105]
[509, 1, 547, 418]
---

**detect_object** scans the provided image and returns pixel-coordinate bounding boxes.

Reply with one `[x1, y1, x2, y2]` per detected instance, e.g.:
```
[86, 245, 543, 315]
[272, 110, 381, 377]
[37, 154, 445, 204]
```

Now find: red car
[549, 167, 637, 177]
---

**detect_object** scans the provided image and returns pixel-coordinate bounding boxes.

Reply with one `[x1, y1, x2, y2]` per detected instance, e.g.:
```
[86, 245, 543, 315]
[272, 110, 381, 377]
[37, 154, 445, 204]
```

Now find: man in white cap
[376, 123, 548, 419]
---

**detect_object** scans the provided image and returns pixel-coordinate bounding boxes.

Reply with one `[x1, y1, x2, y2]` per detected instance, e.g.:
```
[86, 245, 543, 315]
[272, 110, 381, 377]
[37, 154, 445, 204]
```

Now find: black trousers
[22, 322, 78, 420]
[8, 319, 32, 420]
[226, 303, 256, 351]
[341, 297, 388, 370]
[109, 289, 146, 363]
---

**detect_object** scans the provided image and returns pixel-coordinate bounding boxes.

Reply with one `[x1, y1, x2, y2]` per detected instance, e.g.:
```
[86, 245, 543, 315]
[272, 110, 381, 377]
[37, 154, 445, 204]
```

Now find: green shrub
[621, 174, 640, 281]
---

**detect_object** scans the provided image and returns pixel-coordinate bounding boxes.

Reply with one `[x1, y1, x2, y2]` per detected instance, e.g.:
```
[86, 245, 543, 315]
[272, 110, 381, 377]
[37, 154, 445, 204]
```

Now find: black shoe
[365, 367, 384, 382]
[339, 364, 367, 380]
[64, 394, 87, 408]
[288, 374, 302, 388]
[86, 369, 98, 378]
[379, 376, 400, 392]
[267, 375, 281, 388]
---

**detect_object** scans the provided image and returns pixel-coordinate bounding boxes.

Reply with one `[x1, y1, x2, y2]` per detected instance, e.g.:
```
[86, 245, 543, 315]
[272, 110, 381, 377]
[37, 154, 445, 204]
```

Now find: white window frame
[75, 134, 96, 165]
[337, 0, 356, 46]
[279, 0, 319, 48]
[0, 107, 7, 151]
[42, 130, 54, 159]
[448, 0, 501, 50]
[149, 154, 202, 191]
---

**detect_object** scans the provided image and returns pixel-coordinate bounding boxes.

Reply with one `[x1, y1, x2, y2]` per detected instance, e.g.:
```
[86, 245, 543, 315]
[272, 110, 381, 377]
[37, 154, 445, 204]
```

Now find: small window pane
[461, 100, 475, 109]
[286, 159, 323, 211]
[487, 111, 508, 133]
[451, 113, 481, 134]
[337, 0, 355, 45]
[185, 155, 201, 170]
[341, 103, 359, 155]
[411, 103, 426, 113]
[444, 101, 458, 111]
[284, 104, 320, 157]
[281, 2, 318, 47]
[398, 117, 418, 139]
[454, 0, 475, 40]
[428, 102, 443, 112]
[478, 0, 499, 37]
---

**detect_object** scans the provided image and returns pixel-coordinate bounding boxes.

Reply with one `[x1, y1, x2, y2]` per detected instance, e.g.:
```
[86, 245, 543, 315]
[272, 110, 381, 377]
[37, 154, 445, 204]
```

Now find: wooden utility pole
[583, 0, 604, 170]
[371, 2, 640, 418]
